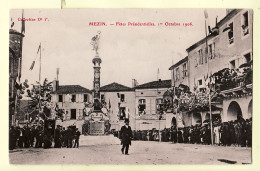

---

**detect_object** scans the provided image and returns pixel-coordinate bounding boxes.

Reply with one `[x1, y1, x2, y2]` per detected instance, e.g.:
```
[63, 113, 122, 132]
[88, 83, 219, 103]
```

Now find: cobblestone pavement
[9, 136, 251, 165]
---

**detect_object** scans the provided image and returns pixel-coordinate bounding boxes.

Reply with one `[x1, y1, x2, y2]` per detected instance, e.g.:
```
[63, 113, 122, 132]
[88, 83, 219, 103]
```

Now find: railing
[214, 66, 252, 92]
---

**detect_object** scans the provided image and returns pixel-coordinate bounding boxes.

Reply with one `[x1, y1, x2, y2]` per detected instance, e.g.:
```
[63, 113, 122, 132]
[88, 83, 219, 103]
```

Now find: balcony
[213, 64, 252, 92]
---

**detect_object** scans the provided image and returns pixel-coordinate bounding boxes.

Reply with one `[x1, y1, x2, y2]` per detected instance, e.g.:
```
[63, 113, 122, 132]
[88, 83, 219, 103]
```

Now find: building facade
[169, 56, 189, 87]
[169, 9, 253, 125]
[51, 80, 93, 132]
[134, 80, 172, 130]
[99, 82, 135, 130]
[9, 29, 24, 126]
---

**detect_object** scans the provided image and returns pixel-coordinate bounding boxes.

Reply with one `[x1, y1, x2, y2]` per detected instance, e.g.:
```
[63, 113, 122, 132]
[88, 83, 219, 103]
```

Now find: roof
[9, 29, 24, 37]
[186, 9, 242, 52]
[53, 85, 92, 94]
[135, 79, 171, 89]
[100, 82, 134, 92]
[169, 56, 188, 70]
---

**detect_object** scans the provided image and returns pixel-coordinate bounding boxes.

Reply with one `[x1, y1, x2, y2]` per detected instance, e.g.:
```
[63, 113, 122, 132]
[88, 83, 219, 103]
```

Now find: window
[228, 22, 234, 44]
[199, 88, 206, 92]
[156, 98, 164, 114]
[120, 94, 125, 102]
[58, 95, 63, 102]
[182, 63, 187, 77]
[244, 53, 251, 63]
[71, 94, 76, 102]
[70, 109, 76, 119]
[175, 67, 180, 81]
[198, 79, 202, 86]
[230, 60, 235, 69]
[198, 49, 203, 64]
[138, 99, 146, 115]
[242, 11, 249, 36]
[119, 107, 126, 120]
[208, 44, 212, 59]
[101, 94, 105, 101]
[84, 94, 88, 102]
[212, 42, 215, 58]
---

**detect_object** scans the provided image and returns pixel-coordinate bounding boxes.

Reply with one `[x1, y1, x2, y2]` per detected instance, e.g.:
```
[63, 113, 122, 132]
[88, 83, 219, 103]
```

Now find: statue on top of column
[90, 31, 101, 54]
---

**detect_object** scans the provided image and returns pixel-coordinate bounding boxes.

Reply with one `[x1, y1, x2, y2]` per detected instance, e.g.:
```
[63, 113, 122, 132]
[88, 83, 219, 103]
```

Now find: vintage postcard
[8, 8, 252, 165]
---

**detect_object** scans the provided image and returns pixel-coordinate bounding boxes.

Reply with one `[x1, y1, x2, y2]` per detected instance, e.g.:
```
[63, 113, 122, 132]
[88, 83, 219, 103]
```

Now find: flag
[37, 43, 41, 54]
[30, 43, 41, 70]
[29, 61, 35, 70]
[57, 68, 59, 75]
[11, 18, 14, 28]
[109, 99, 111, 109]
[21, 10, 25, 34]
[15, 77, 22, 90]
[204, 9, 211, 33]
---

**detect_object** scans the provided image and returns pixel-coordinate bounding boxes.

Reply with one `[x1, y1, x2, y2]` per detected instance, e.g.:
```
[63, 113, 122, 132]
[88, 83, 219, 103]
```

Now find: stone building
[9, 28, 24, 126]
[51, 80, 93, 132]
[169, 9, 253, 125]
[169, 56, 189, 87]
[99, 82, 135, 130]
[134, 79, 172, 130]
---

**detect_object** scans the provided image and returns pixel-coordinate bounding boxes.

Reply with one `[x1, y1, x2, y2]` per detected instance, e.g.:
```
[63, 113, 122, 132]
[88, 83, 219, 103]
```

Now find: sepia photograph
[9, 8, 252, 165]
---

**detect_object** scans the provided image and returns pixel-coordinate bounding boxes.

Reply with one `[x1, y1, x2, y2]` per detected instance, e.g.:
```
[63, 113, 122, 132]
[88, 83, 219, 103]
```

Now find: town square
[8, 9, 252, 165]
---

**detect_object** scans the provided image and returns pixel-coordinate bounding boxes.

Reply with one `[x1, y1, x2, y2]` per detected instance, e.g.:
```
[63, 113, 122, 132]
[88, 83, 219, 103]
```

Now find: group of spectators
[214, 66, 252, 91]
[180, 118, 252, 147]
[114, 118, 252, 147]
[9, 124, 81, 150]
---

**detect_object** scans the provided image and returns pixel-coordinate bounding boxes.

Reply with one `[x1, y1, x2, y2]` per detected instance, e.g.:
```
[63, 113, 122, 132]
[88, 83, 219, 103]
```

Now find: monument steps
[79, 134, 121, 146]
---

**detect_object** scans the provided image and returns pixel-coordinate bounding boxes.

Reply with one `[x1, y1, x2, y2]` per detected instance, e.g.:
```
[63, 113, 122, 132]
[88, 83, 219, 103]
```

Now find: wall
[222, 95, 252, 122]
[188, 9, 253, 92]
[172, 61, 189, 87]
[99, 91, 136, 130]
[52, 93, 92, 121]
[135, 88, 168, 115]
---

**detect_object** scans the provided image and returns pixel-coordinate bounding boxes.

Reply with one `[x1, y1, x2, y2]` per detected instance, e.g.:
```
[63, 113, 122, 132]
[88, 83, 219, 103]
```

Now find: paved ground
[9, 135, 251, 165]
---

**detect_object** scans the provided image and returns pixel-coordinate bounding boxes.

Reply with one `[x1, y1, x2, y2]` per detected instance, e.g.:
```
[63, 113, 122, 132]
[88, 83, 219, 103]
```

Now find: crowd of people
[214, 66, 252, 91]
[114, 118, 252, 147]
[9, 125, 81, 150]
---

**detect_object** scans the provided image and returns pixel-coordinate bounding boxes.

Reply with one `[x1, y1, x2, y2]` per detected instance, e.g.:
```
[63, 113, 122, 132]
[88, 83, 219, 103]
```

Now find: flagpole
[39, 42, 41, 82]
[204, 11, 214, 145]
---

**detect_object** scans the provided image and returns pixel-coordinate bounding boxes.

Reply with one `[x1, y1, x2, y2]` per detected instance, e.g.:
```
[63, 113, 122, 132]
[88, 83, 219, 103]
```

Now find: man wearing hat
[120, 118, 132, 155]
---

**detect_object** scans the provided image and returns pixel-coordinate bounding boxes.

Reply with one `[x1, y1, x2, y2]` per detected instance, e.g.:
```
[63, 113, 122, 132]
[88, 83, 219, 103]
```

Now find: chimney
[52, 79, 59, 92]
[132, 79, 138, 88]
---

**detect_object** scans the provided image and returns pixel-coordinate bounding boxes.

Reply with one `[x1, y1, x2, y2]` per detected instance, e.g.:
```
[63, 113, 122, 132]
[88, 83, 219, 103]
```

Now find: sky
[10, 9, 226, 89]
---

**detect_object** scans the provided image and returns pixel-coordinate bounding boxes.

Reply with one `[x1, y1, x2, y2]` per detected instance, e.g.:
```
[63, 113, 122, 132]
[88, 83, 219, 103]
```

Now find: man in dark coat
[30, 126, 36, 147]
[120, 119, 132, 155]
[73, 128, 81, 148]
[171, 126, 177, 143]
[9, 126, 16, 150]
[67, 127, 73, 148]
[23, 126, 30, 148]
[54, 126, 62, 148]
